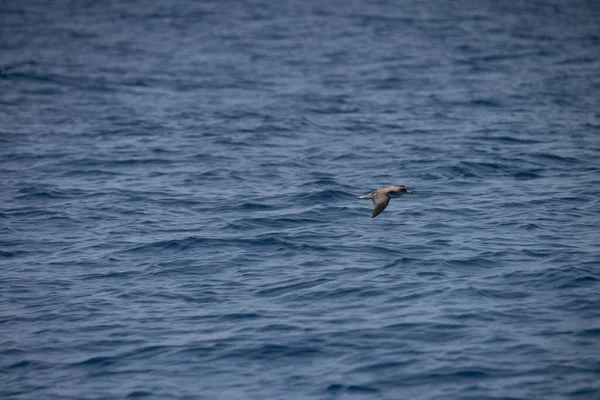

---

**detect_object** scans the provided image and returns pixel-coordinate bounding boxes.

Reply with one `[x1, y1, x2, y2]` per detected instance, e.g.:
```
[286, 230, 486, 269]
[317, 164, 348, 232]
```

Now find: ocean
[1, 0, 600, 399]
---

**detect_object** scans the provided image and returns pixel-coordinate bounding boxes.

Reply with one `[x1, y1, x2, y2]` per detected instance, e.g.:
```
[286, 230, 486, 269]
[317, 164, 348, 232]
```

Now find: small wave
[352, 361, 411, 374]
[8, 360, 36, 369]
[126, 391, 152, 399]
[436, 165, 479, 179]
[443, 257, 504, 269]
[501, 265, 599, 290]
[426, 369, 490, 379]
[238, 202, 273, 210]
[256, 277, 330, 297]
[81, 270, 140, 281]
[225, 216, 322, 230]
[459, 160, 506, 174]
[576, 328, 600, 338]
[296, 189, 354, 203]
[534, 152, 579, 164]
[468, 98, 502, 108]
[123, 234, 330, 255]
[513, 171, 541, 180]
[517, 223, 541, 230]
[71, 356, 116, 367]
[326, 383, 380, 394]
[475, 135, 542, 144]
[16, 186, 92, 199]
[223, 343, 322, 361]
[124, 236, 213, 253]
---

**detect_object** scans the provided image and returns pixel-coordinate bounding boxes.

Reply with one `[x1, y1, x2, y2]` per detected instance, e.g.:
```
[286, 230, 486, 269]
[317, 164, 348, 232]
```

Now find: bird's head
[391, 185, 414, 196]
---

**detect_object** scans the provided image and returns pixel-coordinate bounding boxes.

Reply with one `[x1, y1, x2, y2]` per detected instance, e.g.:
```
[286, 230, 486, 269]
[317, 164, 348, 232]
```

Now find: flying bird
[357, 185, 414, 218]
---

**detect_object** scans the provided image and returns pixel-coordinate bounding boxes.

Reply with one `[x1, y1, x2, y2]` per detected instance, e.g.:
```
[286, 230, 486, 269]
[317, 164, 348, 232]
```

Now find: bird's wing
[371, 193, 390, 218]
[357, 190, 376, 199]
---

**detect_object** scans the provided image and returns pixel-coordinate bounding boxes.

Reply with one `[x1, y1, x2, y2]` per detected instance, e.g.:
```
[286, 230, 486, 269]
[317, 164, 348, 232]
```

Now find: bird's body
[357, 185, 413, 218]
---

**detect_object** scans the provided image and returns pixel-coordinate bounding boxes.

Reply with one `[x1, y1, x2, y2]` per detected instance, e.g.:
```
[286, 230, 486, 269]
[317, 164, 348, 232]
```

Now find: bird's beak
[406, 190, 414, 194]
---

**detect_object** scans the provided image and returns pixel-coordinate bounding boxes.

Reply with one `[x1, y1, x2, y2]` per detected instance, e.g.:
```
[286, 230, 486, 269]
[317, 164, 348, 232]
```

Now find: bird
[357, 185, 413, 218]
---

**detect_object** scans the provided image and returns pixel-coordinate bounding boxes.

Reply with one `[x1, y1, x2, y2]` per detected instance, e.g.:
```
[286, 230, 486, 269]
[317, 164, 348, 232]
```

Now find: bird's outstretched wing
[371, 193, 390, 218]
[357, 190, 376, 199]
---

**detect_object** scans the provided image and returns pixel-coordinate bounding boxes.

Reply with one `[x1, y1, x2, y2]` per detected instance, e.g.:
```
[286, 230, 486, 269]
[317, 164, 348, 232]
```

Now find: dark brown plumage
[357, 185, 413, 218]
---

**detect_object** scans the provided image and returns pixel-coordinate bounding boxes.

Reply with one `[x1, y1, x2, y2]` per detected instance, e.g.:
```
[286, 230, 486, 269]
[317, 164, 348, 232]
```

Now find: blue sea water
[1, 0, 600, 398]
